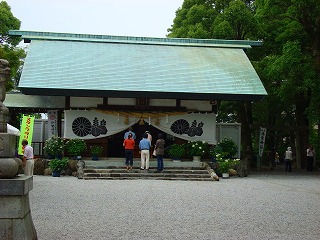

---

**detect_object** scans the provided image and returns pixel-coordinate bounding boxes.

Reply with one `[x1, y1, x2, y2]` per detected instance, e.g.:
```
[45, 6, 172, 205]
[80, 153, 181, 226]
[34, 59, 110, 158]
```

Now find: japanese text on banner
[18, 115, 35, 155]
[258, 127, 267, 157]
[47, 110, 58, 138]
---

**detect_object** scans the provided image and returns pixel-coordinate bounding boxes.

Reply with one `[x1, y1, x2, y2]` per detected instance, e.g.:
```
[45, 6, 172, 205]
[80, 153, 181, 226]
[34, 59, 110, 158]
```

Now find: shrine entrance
[107, 122, 175, 158]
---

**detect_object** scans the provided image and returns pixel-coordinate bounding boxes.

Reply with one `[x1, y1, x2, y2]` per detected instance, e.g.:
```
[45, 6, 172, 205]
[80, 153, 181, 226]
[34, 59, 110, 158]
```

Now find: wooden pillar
[57, 110, 62, 137]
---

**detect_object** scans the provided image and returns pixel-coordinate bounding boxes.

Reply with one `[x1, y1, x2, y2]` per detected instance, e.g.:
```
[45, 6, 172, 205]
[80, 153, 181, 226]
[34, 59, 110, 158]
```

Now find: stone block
[0, 219, 13, 239]
[0, 176, 37, 239]
[12, 212, 37, 240]
[0, 194, 30, 218]
[0, 212, 37, 240]
[0, 175, 33, 196]
[0, 133, 16, 158]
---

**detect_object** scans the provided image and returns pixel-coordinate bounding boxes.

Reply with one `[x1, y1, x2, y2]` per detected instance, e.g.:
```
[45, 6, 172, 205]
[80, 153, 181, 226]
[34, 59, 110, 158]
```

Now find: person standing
[124, 127, 136, 140]
[306, 145, 315, 171]
[139, 133, 151, 170]
[155, 133, 165, 172]
[145, 130, 152, 144]
[22, 139, 34, 176]
[268, 148, 276, 170]
[123, 133, 135, 170]
[275, 152, 280, 165]
[284, 147, 293, 172]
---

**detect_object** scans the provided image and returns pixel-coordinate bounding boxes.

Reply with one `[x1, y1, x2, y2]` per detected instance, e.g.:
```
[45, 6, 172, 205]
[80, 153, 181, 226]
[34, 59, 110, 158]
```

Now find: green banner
[18, 115, 35, 155]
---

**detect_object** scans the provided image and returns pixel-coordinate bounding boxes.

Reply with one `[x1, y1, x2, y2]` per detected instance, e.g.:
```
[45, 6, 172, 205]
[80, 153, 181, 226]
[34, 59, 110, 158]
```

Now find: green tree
[167, 0, 219, 38]
[255, 0, 320, 168]
[0, 1, 20, 45]
[0, 1, 25, 91]
[213, 0, 257, 40]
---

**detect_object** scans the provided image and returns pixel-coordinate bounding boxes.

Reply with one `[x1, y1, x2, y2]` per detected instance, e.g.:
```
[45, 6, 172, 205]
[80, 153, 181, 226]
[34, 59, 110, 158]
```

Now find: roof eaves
[9, 30, 262, 48]
[18, 87, 267, 102]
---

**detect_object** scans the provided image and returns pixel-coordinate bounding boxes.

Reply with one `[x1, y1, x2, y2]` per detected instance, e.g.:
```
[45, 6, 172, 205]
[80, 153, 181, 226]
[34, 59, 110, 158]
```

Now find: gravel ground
[29, 171, 320, 240]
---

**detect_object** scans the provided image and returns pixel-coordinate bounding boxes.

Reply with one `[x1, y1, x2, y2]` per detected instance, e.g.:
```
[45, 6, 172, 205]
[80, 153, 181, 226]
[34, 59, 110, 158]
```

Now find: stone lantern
[0, 59, 37, 239]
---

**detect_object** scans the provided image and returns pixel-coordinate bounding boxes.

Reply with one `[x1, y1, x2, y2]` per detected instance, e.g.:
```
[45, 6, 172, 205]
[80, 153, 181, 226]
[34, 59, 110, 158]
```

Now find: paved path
[29, 171, 320, 240]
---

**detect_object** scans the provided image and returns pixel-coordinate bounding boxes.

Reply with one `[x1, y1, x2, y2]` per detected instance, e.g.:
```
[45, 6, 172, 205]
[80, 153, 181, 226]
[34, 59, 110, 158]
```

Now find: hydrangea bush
[210, 138, 238, 159]
[188, 141, 209, 156]
[216, 154, 240, 173]
[43, 136, 65, 157]
[211, 138, 239, 173]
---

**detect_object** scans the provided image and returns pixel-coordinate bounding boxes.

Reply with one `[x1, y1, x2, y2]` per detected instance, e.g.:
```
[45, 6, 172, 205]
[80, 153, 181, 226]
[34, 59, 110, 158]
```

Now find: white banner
[47, 110, 58, 138]
[151, 113, 216, 144]
[64, 110, 217, 144]
[259, 127, 267, 157]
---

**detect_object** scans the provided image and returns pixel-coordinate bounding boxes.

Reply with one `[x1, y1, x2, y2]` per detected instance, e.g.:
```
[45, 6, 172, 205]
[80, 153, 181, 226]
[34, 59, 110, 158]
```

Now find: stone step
[83, 176, 214, 181]
[84, 172, 212, 178]
[83, 168, 209, 174]
[86, 166, 207, 170]
[82, 165, 214, 181]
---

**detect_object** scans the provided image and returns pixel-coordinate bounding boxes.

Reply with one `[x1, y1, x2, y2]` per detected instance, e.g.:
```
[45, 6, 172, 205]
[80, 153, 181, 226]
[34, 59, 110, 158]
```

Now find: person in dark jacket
[155, 133, 165, 172]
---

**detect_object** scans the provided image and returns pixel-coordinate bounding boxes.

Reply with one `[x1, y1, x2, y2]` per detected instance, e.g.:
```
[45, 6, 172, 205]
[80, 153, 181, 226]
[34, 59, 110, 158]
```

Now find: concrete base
[0, 175, 37, 240]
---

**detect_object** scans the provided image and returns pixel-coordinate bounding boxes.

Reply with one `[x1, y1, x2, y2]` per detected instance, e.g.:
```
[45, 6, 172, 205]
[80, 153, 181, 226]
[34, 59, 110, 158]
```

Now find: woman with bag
[154, 133, 165, 173]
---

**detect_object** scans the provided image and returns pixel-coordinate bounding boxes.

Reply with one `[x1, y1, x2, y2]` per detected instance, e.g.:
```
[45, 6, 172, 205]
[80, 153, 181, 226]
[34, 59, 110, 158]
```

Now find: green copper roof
[4, 92, 65, 109]
[10, 30, 267, 101]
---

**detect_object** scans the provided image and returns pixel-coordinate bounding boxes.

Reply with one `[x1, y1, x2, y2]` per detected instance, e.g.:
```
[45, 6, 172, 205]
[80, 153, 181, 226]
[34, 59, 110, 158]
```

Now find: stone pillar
[0, 175, 37, 240]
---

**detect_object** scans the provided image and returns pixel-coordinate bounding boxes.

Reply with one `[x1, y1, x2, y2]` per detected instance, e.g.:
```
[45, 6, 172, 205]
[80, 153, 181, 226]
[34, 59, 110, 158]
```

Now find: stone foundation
[0, 175, 37, 240]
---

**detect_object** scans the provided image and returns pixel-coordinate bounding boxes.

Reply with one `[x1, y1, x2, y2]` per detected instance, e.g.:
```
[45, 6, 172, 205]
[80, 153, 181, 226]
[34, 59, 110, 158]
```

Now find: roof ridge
[9, 30, 262, 48]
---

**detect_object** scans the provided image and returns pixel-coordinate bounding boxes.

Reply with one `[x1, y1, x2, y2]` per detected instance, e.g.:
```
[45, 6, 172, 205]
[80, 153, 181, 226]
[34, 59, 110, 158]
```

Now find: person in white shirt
[284, 147, 293, 172]
[22, 139, 34, 176]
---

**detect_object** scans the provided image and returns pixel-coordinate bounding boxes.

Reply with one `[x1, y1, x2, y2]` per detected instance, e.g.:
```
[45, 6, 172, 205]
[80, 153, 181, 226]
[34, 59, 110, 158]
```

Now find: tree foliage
[0, 1, 25, 91]
[255, 0, 320, 166]
[0, 1, 21, 45]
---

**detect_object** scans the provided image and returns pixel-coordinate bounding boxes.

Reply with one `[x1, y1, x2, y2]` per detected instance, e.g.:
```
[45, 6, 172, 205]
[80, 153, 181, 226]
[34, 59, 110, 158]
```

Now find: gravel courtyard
[29, 172, 320, 240]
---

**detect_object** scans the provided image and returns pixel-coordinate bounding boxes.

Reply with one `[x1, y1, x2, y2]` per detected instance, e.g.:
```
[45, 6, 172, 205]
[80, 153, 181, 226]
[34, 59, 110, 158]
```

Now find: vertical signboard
[47, 110, 58, 138]
[258, 127, 267, 157]
[18, 115, 35, 155]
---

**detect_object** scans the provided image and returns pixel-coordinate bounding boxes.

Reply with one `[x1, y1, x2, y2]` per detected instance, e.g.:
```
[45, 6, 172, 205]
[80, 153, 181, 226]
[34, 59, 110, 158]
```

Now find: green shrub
[211, 138, 238, 159]
[66, 138, 87, 156]
[48, 158, 69, 171]
[167, 144, 185, 159]
[90, 145, 103, 156]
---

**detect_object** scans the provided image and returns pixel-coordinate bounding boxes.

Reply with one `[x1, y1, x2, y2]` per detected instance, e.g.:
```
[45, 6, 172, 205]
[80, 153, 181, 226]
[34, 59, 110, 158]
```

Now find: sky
[5, 0, 184, 38]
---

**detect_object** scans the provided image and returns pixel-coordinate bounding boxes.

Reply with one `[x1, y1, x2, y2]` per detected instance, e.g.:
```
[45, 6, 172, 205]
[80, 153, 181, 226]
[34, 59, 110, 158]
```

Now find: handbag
[152, 148, 157, 156]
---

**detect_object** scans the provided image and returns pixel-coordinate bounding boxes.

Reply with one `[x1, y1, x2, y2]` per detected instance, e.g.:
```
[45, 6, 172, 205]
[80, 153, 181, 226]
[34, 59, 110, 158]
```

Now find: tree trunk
[237, 102, 253, 166]
[295, 93, 309, 169]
